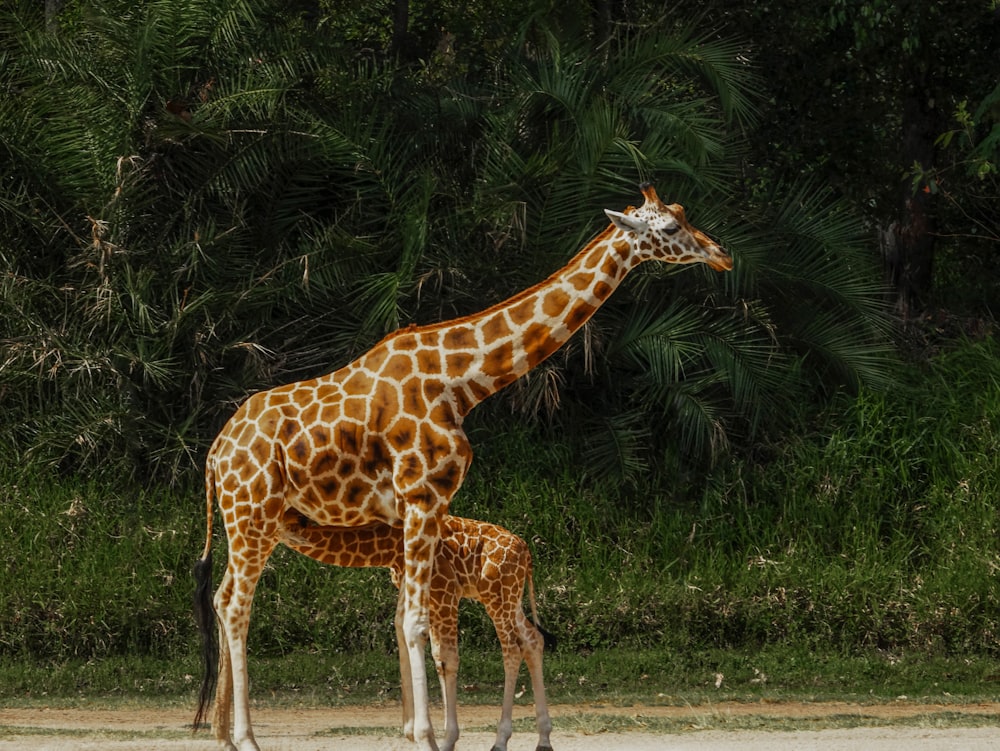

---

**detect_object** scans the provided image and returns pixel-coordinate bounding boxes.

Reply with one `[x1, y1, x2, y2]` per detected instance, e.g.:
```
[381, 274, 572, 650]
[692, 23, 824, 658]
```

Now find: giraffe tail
[526, 555, 558, 653]
[192, 444, 219, 731]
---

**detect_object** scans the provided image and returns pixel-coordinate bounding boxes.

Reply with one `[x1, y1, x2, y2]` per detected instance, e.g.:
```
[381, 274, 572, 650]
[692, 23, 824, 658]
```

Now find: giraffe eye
[664, 222, 680, 235]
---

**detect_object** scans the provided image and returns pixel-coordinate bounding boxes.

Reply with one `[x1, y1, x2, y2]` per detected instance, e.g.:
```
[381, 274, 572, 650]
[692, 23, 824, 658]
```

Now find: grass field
[1, 337, 998, 705]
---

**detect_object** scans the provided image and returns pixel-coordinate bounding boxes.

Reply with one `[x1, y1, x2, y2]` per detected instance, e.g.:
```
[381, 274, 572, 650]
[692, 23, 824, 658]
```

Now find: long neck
[347, 225, 636, 418]
[439, 225, 633, 413]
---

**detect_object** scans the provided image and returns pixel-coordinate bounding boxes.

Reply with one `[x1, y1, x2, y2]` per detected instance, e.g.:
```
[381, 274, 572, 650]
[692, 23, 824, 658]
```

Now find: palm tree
[0, 0, 365, 479]
[460, 22, 893, 482]
[0, 1, 893, 486]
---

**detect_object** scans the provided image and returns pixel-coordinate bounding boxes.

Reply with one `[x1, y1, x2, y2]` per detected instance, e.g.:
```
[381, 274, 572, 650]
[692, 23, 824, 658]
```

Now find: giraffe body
[211, 513, 553, 751]
[193, 184, 732, 751]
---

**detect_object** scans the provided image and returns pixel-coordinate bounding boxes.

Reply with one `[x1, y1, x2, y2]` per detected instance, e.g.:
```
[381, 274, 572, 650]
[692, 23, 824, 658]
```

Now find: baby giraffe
[211, 512, 554, 751]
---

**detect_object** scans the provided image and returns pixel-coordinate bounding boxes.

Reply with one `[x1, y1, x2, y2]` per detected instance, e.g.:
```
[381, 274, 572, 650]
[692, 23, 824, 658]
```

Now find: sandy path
[1, 701, 998, 750]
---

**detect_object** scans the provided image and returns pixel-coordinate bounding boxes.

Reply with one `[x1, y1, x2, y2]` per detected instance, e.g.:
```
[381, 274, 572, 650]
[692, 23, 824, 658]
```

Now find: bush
[2, 338, 997, 663]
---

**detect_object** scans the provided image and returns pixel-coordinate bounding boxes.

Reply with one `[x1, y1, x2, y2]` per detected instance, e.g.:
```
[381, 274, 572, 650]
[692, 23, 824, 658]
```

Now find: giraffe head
[605, 183, 733, 272]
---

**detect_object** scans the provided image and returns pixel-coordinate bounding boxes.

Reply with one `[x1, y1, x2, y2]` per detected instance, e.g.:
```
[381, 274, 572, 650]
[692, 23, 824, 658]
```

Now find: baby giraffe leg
[428, 561, 461, 751]
[521, 614, 553, 751]
[490, 625, 522, 751]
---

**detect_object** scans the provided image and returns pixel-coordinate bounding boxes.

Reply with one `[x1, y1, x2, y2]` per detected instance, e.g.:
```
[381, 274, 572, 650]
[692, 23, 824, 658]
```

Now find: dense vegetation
[1, 0, 998, 694]
[2, 338, 998, 674]
[1, 0, 903, 484]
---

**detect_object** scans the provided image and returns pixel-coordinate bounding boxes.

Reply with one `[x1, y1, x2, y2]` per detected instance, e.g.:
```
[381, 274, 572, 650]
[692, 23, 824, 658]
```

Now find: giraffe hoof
[535, 746, 555, 751]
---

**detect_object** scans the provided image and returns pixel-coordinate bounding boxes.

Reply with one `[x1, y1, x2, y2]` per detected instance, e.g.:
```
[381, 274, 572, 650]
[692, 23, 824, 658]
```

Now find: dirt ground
[2, 700, 999, 750]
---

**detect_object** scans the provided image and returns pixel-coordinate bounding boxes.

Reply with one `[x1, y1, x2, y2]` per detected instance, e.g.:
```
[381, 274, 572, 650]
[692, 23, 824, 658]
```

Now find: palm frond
[580, 411, 651, 485]
[612, 25, 761, 129]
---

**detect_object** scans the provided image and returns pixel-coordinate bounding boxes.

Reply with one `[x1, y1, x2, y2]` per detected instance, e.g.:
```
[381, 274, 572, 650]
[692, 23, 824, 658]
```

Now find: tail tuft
[192, 553, 217, 731]
[535, 621, 557, 652]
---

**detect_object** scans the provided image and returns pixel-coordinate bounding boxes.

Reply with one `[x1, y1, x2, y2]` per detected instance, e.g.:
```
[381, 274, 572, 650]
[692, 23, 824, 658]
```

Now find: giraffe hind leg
[487, 617, 522, 751]
[215, 534, 277, 751]
[212, 569, 237, 750]
[523, 617, 553, 751]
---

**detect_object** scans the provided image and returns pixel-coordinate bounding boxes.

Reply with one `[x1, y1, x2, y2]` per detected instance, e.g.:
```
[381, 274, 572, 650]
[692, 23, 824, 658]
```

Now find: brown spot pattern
[542, 289, 570, 317]
[481, 341, 514, 378]
[444, 326, 476, 349]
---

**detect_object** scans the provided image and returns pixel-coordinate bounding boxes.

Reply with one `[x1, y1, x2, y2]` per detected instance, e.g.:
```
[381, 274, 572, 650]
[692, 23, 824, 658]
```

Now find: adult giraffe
[193, 184, 732, 751]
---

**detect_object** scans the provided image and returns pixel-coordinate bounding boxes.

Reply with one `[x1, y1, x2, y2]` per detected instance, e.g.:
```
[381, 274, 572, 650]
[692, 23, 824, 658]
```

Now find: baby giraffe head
[605, 183, 733, 272]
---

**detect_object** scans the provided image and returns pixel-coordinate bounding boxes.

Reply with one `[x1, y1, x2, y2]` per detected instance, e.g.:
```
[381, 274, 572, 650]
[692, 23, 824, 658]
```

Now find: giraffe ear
[605, 209, 648, 234]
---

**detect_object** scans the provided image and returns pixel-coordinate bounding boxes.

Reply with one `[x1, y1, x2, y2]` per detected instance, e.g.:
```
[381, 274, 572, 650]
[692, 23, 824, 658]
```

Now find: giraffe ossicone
[193, 184, 731, 751]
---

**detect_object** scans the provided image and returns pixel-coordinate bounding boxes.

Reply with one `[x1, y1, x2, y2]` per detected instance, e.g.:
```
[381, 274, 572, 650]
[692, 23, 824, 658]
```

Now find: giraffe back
[437, 516, 531, 606]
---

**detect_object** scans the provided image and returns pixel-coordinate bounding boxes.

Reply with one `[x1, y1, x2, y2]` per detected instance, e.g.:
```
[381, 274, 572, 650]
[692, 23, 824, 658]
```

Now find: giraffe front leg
[428, 571, 461, 751]
[401, 596, 437, 751]
[401, 504, 442, 751]
[394, 584, 416, 741]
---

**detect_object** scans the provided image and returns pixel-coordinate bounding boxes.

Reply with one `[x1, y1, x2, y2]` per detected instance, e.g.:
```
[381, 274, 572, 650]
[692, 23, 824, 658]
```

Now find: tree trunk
[45, 0, 63, 32]
[390, 0, 411, 60]
[885, 65, 939, 319]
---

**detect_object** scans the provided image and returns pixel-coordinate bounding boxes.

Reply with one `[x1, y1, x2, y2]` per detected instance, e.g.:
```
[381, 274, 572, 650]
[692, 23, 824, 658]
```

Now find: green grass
[1, 338, 999, 708]
[2, 645, 998, 708]
[528, 711, 1000, 735]
[0, 725, 194, 741]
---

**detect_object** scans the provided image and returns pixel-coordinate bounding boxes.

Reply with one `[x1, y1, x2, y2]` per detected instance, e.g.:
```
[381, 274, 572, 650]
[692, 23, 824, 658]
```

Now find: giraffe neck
[339, 224, 638, 421]
[428, 224, 634, 414]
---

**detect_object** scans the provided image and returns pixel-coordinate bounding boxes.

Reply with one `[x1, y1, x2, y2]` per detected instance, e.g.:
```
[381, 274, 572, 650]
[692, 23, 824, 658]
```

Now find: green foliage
[705, 0, 1000, 311]
[3, 647, 998, 706]
[1, 338, 997, 667]
[0, 0, 893, 486]
[0, 0, 355, 481]
[677, 338, 1000, 654]
[0, 473, 197, 659]
[919, 85, 1000, 312]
